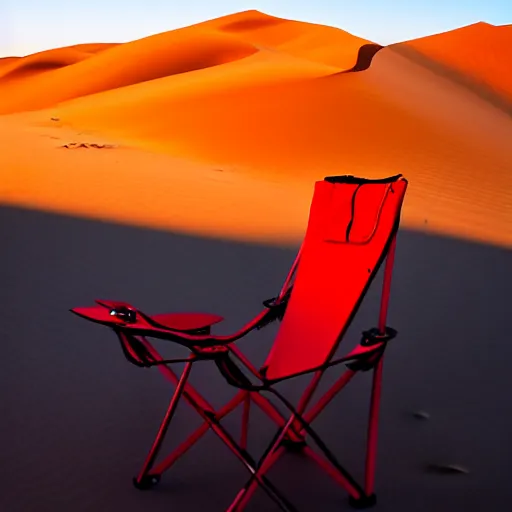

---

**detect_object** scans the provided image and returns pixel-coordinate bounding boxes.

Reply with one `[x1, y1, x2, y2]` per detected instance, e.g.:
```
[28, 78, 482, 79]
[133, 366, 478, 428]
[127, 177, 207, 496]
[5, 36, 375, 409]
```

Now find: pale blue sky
[1, 0, 510, 58]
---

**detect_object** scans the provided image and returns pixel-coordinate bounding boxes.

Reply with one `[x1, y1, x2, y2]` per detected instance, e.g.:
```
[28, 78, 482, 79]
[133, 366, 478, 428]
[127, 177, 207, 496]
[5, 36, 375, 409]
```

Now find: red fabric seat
[150, 313, 223, 332]
[263, 177, 406, 381]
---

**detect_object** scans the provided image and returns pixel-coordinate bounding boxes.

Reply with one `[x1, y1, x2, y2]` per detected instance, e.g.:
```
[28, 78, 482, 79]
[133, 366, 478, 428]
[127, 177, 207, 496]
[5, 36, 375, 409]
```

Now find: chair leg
[132, 358, 295, 510]
[228, 388, 381, 512]
[250, 391, 305, 445]
[151, 391, 247, 476]
[270, 390, 367, 502]
[233, 447, 286, 511]
[143, 337, 304, 442]
[240, 391, 251, 450]
[228, 411, 302, 511]
[364, 357, 384, 498]
[199, 410, 297, 512]
[234, 370, 360, 510]
[133, 361, 193, 489]
[226, 415, 298, 512]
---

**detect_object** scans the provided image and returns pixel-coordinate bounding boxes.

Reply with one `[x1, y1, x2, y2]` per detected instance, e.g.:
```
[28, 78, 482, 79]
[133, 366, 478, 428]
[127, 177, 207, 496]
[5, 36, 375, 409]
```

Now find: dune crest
[0, 57, 19, 67]
[218, 10, 286, 32]
[213, 10, 373, 69]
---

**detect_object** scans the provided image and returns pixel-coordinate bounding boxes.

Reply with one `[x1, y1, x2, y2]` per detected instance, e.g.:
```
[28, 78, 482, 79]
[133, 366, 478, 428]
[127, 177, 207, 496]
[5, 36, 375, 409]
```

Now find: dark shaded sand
[0, 206, 511, 511]
[339, 44, 383, 73]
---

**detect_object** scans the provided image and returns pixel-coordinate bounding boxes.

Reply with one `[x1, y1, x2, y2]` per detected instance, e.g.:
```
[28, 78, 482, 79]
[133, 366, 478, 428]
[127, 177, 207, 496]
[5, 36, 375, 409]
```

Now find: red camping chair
[71, 174, 408, 511]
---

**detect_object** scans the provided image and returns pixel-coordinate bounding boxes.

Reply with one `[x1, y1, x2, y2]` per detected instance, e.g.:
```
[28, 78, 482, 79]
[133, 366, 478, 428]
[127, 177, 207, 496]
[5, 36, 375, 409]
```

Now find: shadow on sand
[0, 205, 510, 511]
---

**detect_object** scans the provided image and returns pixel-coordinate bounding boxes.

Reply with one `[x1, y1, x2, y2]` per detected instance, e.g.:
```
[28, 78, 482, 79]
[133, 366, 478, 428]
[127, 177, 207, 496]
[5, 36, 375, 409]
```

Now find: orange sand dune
[1, 11, 511, 248]
[0, 57, 19, 68]
[392, 22, 512, 103]
[0, 113, 313, 245]
[209, 10, 373, 68]
[48, 43, 511, 247]
[0, 10, 371, 115]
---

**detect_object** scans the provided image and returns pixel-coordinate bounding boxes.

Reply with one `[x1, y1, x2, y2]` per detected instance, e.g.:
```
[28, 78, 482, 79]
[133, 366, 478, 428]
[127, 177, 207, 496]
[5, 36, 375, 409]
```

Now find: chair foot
[133, 474, 161, 490]
[348, 493, 377, 509]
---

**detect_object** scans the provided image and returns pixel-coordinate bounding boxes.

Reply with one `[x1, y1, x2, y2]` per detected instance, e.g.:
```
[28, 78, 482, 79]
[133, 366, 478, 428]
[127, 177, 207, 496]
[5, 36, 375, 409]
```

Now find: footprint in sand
[61, 142, 116, 149]
[409, 410, 469, 475]
[425, 463, 470, 475]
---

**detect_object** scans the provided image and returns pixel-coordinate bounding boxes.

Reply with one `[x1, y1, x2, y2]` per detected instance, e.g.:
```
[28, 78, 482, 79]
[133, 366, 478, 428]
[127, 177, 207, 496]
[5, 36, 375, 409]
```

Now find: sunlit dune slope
[1, 11, 511, 247]
[0, 57, 19, 69]
[52, 45, 512, 247]
[0, 10, 372, 115]
[391, 22, 512, 103]
[0, 113, 314, 245]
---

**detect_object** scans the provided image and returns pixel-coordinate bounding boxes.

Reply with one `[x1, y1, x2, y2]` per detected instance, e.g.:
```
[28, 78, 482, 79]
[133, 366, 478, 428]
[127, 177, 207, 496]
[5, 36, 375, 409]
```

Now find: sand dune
[0, 113, 314, 245]
[0, 33, 258, 113]
[0, 10, 370, 115]
[1, 10, 511, 248]
[50, 49, 511, 246]
[0, 57, 19, 68]
[393, 22, 512, 104]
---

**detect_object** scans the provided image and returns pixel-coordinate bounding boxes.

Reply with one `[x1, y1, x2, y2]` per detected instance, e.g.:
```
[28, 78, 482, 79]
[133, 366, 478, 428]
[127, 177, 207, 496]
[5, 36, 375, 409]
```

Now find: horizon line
[0, 9, 505, 59]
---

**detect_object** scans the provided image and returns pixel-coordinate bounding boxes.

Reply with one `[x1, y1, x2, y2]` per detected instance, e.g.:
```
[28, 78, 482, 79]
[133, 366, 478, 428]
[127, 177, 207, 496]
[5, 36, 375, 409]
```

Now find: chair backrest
[261, 174, 408, 381]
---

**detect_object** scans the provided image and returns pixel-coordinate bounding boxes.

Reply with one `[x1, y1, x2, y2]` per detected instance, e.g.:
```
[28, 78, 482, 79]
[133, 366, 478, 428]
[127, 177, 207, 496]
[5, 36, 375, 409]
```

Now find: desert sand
[1, 9, 512, 512]
[1, 200, 511, 512]
[1, 10, 511, 247]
